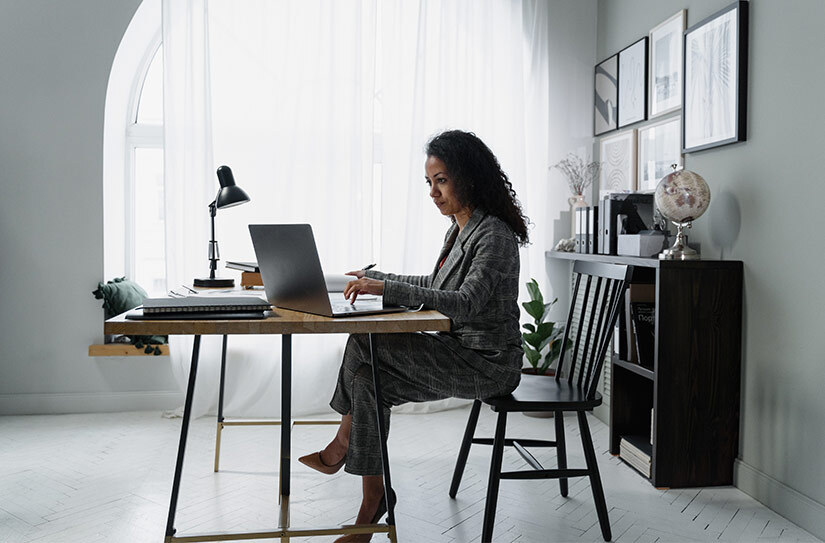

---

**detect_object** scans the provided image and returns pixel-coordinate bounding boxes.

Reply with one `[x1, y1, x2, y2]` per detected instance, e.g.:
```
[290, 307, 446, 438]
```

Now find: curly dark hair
[425, 130, 530, 246]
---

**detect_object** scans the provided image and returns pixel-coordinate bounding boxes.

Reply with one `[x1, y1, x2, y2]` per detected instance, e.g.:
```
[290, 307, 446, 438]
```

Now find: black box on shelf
[602, 193, 667, 256]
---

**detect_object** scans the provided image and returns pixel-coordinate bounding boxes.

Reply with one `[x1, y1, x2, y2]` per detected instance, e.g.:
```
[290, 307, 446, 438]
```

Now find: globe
[654, 168, 710, 224]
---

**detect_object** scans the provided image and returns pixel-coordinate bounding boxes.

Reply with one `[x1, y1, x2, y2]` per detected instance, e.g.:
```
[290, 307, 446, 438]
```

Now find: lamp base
[193, 277, 235, 288]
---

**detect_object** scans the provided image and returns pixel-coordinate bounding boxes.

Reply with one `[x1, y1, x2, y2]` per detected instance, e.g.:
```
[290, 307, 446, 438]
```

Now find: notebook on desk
[249, 224, 408, 318]
[126, 308, 268, 320]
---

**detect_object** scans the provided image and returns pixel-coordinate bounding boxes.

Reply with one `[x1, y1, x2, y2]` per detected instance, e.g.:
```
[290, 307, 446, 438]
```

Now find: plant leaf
[522, 300, 545, 321]
[522, 341, 540, 368]
[522, 323, 536, 333]
[525, 279, 542, 304]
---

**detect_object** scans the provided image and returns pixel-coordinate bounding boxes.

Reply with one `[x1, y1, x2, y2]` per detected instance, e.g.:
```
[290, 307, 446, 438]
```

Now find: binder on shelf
[590, 205, 599, 254]
[575, 207, 583, 253]
[584, 207, 592, 254]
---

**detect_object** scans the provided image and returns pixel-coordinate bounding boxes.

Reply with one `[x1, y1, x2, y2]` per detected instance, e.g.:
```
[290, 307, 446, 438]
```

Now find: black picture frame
[618, 36, 648, 128]
[682, 1, 749, 153]
[594, 54, 618, 136]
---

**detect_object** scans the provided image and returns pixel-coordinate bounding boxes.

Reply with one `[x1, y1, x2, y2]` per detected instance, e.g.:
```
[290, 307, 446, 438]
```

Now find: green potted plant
[521, 278, 569, 377]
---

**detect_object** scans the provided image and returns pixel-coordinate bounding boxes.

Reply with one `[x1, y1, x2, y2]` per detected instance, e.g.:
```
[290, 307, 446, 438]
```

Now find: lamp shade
[215, 165, 250, 209]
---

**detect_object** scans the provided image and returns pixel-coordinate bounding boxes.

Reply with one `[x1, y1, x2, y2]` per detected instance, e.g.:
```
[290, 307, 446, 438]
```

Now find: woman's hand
[343, 277, 384, 304]
[345, 270, 366, 279]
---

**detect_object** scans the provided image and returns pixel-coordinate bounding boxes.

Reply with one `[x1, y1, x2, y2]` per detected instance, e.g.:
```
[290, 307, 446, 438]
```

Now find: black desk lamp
[193, 165, 250, 288]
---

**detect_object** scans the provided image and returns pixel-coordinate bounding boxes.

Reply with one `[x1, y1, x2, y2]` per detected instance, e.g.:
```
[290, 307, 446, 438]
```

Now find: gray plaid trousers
[330, 332, 520, 476]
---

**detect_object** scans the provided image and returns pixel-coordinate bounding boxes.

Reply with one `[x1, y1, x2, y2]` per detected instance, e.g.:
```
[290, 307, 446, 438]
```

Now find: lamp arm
[208, 201, 218, 280]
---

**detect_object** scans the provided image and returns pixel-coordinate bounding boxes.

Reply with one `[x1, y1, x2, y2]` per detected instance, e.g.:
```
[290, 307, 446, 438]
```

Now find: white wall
[597, 0, 825, 539]
[542, 0, 599, 318]
[0, 0, 182, 414]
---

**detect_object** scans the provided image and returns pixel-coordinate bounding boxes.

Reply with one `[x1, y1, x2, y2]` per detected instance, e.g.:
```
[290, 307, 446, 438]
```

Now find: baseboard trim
[735, 458, 825, 541]
[0, 391, 185, 415]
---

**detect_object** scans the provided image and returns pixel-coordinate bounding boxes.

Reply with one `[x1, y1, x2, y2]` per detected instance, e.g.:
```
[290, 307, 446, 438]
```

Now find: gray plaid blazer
[366, 210, 522, 356]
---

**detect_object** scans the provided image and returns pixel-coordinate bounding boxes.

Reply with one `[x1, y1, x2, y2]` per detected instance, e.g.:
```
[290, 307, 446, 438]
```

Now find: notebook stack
[619, 435, 652, 478]
[126, 296, 271, 320]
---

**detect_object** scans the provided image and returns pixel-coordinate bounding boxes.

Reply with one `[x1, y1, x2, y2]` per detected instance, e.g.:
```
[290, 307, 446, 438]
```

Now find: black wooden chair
[449, 261, 633, 543]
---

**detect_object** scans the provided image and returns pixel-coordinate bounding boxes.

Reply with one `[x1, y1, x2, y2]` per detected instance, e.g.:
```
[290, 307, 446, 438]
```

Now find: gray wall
[597, 0, 825, 538]
[0, 0, 181, 414]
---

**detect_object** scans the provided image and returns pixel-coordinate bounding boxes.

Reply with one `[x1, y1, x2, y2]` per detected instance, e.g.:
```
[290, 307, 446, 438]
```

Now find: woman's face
[425, 155, 468, 220]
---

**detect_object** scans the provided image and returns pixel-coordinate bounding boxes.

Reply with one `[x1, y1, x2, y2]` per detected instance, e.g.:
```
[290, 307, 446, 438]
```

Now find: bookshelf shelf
[548, 251, 743, 488]
[614, 357, 654, 381]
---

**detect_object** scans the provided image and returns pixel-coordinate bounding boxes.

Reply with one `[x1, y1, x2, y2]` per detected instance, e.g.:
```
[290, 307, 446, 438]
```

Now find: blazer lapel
[431, 210, 487, 291]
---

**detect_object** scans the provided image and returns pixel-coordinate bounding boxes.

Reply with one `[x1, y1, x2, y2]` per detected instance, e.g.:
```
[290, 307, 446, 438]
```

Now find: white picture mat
[595, 55, 618, 135]
[599, 129, 637, 200]
[649, 10, 685, 118]
[619, 39, 646, 127]
[638, 116, 683, 191]
[684, 9, 739, 149]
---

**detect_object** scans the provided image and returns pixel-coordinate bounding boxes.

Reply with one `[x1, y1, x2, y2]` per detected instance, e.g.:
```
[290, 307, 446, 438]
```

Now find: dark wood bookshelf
[548, 250, 743, 488]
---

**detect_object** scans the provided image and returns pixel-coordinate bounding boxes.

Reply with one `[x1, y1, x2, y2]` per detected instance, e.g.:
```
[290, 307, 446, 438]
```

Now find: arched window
[103, 0, 166, 294]
[129, 45, 165, 294]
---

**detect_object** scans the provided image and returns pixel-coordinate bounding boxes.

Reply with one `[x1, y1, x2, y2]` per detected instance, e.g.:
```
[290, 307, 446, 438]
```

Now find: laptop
[249, 224, 409, 317]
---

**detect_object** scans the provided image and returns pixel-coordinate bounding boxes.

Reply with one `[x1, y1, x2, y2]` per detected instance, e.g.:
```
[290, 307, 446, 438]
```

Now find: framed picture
[599, 129, 637, 200]
[637, 116, 683, 191]
[683, 1, 749, 152]
[618, 37, 648, 128]
[594, 55, 618, 136]
[649, 10, 686, 118]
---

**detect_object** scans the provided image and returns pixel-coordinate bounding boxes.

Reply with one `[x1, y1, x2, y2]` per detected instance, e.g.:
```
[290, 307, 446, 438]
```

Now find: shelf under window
[88, 344, 170, 357]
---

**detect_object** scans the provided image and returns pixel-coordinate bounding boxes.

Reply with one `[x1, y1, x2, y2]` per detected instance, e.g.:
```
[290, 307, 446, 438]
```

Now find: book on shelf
[630, 302, 655, 369]
[226, 261, 260, 273]
[142, 296, 271, 314]
[620, 434, 652, 478]
[624, 283, 654, 363]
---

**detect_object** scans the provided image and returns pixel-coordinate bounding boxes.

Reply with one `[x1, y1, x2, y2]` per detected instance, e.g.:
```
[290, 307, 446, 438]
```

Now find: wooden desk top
[104, 308, 451, 336]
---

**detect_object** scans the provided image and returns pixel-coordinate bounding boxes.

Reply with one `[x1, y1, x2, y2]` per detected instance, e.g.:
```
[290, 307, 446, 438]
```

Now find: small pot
[521, 367, 556, 418]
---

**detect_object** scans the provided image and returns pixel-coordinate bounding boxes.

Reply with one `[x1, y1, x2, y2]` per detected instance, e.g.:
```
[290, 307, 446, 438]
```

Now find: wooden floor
[0, 406, 820, 543]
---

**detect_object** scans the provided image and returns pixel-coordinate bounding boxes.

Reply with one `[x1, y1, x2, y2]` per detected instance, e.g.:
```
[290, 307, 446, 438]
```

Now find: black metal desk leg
[281, 334, 292, 498]
[368, 333, 397, 528]
[165, 335, 202, 540]
[214, 335, 228, 472]
[218, 335, 228, 423]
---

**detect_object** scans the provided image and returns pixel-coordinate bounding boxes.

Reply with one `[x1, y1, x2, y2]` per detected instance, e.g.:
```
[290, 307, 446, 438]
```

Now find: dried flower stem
[550, 153, 601, 196]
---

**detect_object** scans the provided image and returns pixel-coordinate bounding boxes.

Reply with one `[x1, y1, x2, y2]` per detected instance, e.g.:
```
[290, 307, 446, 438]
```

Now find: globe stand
[659, 221, 698, 260]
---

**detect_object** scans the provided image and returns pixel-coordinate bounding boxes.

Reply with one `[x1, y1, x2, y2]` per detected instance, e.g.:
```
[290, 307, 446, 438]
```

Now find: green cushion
[93, 277, 148, 319]
[93, 277, 167, 354]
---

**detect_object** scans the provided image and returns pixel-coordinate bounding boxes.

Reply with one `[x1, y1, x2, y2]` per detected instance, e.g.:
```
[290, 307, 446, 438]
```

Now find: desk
[106, 308, 451, 542]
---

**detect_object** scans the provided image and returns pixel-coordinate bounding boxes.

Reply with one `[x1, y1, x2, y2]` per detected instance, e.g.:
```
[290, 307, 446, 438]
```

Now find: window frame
[102, 0, 162, 283]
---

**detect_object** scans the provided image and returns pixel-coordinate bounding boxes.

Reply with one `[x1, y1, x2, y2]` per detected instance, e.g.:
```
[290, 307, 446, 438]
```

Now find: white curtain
[162, 0, 551, 419]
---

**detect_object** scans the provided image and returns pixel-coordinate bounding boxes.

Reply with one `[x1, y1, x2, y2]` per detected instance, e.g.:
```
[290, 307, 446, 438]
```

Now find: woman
[299, 130, 530, 542]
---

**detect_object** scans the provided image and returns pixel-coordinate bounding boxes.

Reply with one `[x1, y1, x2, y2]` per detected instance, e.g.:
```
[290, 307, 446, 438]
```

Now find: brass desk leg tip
[214, 421, 224, 472]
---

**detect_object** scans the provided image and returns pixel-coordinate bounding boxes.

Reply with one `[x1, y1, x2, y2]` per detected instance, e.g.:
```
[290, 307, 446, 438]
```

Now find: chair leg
[449, 399, 482, 498]
[481, 411, 507, 543]
[578, 411, 611, 541]
[555, 410, 568, 497]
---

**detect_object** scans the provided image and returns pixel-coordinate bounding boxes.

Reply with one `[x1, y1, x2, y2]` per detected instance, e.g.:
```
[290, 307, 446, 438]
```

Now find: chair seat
[484, 373, 602, 412]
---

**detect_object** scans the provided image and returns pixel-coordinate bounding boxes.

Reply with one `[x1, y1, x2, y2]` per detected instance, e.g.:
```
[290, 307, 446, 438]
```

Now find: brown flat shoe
[297, 451, 345, 475]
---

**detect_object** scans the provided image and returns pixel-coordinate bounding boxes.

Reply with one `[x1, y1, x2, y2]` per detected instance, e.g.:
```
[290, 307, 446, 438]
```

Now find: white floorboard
[0, 406, 820, 543]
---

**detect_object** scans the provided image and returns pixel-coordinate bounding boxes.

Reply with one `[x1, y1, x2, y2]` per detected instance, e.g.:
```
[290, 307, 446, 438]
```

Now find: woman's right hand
[345, 270, 366, 279]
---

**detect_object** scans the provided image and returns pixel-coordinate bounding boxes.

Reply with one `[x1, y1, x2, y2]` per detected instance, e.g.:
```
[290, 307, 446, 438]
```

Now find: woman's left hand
[344, 277, 384, 304]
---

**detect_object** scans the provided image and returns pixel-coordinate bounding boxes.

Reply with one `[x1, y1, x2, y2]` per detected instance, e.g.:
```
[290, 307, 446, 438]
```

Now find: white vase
[568, 193, 587, 239]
